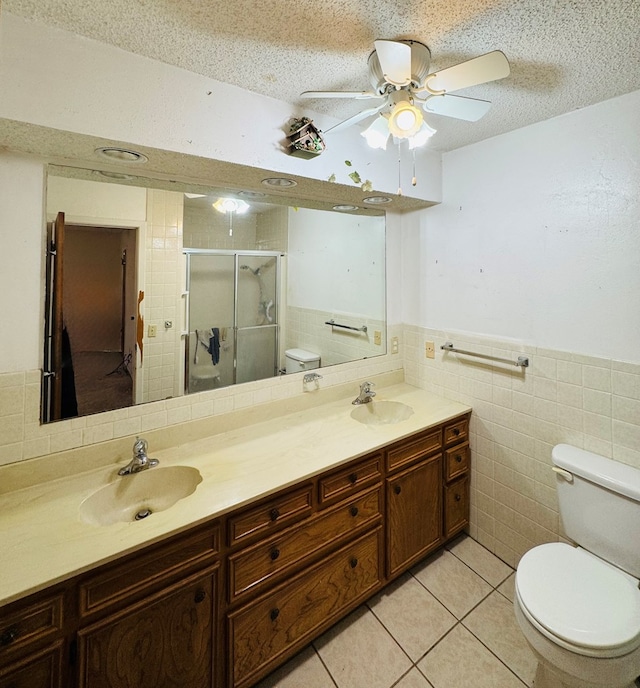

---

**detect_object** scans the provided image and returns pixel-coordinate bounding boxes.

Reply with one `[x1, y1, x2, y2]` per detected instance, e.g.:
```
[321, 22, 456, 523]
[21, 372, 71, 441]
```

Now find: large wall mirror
[42, 166, 386, 423]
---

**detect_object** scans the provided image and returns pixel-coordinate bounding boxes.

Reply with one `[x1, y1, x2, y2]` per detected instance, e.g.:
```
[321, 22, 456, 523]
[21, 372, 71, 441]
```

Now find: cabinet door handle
[194, 589, 207, 604]
[270, 548, 280, 561]
[455, 493, 461, 502]
[453, 428, 461, 436]
[270, 508, 280, 521]
[0, 626, 18, 646]
[349, 473, 358, 484]
[270, 608, 280, 622]
[349, 557, 358, 569]
[455, 454, 462, 463]
[349, 506, 359, 517]
[394, 485, 402, 495]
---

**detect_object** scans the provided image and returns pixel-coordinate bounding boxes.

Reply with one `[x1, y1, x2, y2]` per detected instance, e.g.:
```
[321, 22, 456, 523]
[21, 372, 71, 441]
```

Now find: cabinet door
[0, 641, 64, 688]
[386, 455, 442, 577]
[77, 567, 216, 688]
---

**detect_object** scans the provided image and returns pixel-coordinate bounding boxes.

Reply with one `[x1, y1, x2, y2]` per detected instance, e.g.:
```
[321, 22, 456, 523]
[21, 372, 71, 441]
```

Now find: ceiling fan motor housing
[368, 40, 432, 94]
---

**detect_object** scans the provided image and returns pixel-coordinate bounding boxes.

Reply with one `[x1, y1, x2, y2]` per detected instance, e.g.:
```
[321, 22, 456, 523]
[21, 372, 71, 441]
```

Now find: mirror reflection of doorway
[43, 216, 138, 421]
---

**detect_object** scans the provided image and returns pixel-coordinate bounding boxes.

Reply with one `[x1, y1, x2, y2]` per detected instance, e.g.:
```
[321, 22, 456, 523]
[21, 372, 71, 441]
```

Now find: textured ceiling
[4, 0, 640, 152]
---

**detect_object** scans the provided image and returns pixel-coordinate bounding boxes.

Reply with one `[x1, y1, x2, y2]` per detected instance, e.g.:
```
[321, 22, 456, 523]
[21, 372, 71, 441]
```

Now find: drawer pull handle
[350, 557, 358, 569]
[270, 548, 280, 561]
[349, 473, 358, 484]
[455, 455, 462, 463]
[194, 589, 207, 604]
[349, 506, 359, 517]
[394, 485, 402, 495]
[453, 428, 461, 436]
[455, 493, 461, 502]
[270, 508, 280, 521]
[270, 608, 280, 622]
[0, 626, 18, 646]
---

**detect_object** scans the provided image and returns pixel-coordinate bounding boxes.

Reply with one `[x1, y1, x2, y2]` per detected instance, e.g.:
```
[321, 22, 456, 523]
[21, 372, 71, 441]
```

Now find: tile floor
[255, 535, 537, 688]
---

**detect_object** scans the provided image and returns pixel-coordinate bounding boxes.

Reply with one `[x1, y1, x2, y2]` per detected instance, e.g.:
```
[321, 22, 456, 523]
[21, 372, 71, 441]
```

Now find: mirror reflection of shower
[240, 257, 276, 325]
[184, 250, 281, 393]
[212, 198, 249, 237]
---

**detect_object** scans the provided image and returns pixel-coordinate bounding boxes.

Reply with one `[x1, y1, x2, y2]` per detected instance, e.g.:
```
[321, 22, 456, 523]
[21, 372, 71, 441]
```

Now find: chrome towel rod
[325, 319, 368, 333]
[441, 341, 529, 368]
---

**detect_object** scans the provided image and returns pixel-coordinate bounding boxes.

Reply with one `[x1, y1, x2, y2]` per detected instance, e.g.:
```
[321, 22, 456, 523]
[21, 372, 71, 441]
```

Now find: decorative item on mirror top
[41, 167, 386, 423]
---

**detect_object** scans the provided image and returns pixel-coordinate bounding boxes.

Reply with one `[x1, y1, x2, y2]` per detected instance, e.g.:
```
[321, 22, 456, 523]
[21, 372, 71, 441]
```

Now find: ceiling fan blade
[374, 40, 412, 87]
[324, 103, 387, 134]
[300, 90, 383, 100]
[421, 94, 492, 121]
[426, 50, 510, 94]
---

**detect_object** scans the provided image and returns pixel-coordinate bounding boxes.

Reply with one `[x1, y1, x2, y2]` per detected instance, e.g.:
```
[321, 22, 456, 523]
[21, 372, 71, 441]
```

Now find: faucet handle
[133, 437, 148, 456]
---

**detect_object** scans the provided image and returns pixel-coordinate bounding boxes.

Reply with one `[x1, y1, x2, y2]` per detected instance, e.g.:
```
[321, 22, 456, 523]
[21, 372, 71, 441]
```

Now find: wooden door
[43, 212, 65, 422]
[386, 455, 442, 577]
[0, 641, 65, 688]
[77, 568, 216, 688]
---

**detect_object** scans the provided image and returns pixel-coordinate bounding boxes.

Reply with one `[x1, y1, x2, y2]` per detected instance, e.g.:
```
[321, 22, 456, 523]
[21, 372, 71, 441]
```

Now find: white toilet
[284, 348, 320, 374]
[514, 444, 640, 688]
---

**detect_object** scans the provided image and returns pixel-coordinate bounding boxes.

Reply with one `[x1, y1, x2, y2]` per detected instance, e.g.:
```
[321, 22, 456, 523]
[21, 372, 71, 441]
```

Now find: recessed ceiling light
[333, 204, 359, 211]
[93, 170, 135, 181]
[363, 195, 392, 204]
[94, 147, 148, 163]
[261, 177, 297, 188]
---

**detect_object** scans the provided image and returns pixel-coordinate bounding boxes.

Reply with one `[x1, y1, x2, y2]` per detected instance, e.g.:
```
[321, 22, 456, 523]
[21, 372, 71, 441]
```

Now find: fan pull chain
[397, 140, 403, 196]
[228, 212, 234, 237]
[412, 148, 417, 187]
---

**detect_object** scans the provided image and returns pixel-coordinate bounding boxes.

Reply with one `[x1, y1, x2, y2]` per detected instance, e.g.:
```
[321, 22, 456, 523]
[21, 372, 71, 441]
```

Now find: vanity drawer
[229, 528, 382, 688]
[444, 474, 470, 539]
[228, 485, 313, 547]
[318, 454, 382, 505]
[386, 429, 441, 472]
[0, 593, 65, 664]
[229, 488, 381, 601]
[444, 442, 470, 482]
[78, 526, 219, 619]
[444, 416, 469, 447]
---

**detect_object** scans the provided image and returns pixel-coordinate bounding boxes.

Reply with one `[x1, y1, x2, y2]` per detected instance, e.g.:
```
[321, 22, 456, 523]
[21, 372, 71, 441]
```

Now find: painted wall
[403, 89, 640, 363]
[0, 13, 442, 204]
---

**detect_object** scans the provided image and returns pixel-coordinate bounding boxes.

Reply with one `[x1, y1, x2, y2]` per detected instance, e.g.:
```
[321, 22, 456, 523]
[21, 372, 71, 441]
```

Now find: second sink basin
[79, 465, 202, 526]
[350, 400, 414, 426]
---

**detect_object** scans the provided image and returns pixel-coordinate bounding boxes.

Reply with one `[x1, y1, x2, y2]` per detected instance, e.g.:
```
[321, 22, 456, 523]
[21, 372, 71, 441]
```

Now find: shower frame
[183, 248, 283, 392]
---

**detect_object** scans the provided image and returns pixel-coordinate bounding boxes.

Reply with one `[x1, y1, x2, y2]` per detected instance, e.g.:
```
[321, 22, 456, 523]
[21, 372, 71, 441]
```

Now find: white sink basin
[79, 466, 202, 526]
[350, 400, 414, 426]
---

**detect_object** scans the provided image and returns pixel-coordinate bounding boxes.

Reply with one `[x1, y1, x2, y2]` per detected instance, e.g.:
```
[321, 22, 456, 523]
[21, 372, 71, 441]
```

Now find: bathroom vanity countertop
[0, 382, 470, 606]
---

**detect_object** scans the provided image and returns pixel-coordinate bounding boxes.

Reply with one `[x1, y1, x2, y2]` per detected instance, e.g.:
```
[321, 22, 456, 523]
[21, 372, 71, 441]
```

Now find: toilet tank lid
[552, 444, 640, 502]
[285, 348, 320, 362]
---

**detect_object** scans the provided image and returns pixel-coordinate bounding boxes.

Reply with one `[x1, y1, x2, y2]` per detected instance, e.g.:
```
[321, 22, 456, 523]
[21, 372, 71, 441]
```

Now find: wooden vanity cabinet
[0, 585, 70, 688]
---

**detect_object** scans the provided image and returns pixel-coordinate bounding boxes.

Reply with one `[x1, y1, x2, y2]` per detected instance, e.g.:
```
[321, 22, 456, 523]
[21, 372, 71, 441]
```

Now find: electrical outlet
[391, 336, 399, 354]
[374, 330, 382, 346]
[148, 324, 157, 338]
[425, 340, 435, 359]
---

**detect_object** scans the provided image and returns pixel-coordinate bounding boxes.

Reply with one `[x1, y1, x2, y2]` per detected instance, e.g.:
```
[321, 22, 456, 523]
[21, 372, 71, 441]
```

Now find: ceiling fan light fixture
[213, 198, 250, 215]
[408, 121, 437, 149]
[388, 101, 423, 138]
[361, 117, 390, 149]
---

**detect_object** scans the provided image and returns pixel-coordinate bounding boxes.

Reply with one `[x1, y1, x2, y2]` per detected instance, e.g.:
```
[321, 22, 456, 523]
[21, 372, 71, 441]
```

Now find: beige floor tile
[314, 606, 412, 688]
[368, 572, 457, 661]
[463, 591, 536, 687]
[418, 625, 527, 688]
[448, 534, 513, 586]
[394, 667, 434, 688]
[498, 572, 516, 602]
[411, 549, 492, 619]
[254, 644, 336, 688]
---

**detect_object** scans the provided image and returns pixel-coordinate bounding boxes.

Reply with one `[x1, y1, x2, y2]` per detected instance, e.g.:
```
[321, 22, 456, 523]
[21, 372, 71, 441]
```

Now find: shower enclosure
[184, 250, 281, 393]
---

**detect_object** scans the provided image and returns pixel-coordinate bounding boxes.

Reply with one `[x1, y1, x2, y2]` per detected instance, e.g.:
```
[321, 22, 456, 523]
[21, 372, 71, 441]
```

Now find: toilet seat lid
[517, 543, 640, 656]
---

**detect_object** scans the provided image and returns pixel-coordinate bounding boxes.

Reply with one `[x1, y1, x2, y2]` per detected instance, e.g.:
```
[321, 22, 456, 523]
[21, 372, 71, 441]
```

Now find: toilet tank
[285, 348, 320, 374]
[552, 444, 640, 577]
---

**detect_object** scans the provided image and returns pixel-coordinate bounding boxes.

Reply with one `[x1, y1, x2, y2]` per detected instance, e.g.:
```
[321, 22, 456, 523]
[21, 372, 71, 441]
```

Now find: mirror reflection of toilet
[514, 444, 640, 688]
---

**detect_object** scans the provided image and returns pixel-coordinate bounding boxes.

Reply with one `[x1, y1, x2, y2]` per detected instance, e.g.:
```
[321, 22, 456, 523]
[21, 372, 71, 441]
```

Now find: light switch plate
[374, 330, 382, 346]
[425, 341, 435, 359]
[148, 324, 157, 338]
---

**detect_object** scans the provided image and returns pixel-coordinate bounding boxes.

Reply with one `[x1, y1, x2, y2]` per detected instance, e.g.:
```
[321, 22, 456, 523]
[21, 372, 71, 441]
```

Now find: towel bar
[325, 320, 368, 333]
[441, 341, 529, 368]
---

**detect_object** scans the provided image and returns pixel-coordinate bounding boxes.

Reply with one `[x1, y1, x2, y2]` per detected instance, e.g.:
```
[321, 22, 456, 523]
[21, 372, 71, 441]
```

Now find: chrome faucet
[118, 437, 159, 476]
[352, 381, 376, 405]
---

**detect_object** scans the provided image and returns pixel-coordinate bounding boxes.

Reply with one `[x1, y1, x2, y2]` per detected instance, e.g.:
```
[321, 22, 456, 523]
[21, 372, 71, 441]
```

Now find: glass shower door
[236, 254, 278, 384]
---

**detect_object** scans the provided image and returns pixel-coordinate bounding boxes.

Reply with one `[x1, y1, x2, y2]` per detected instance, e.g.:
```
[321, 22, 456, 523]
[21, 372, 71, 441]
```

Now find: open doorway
[43, 215, 138, 420]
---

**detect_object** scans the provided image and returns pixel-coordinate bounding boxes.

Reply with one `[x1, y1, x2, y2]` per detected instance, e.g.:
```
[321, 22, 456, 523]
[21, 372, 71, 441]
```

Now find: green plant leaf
[344, 160, 352, 167]
[348, 171, 362, 185]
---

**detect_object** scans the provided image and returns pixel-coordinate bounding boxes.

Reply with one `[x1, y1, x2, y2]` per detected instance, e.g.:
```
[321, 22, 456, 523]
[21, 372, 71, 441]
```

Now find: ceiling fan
[300, 40, 510, 148]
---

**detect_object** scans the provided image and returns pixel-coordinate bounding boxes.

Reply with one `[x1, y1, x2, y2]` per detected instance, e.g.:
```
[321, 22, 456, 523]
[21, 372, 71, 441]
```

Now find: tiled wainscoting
[402, 326, 640, 568]
[256, 535, 535, 688]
